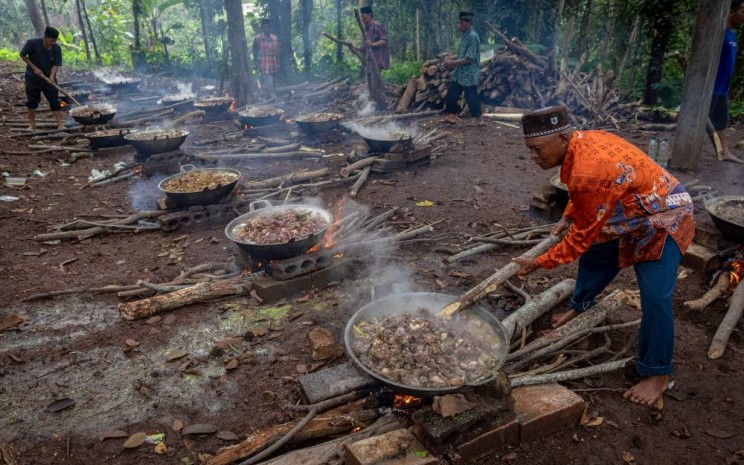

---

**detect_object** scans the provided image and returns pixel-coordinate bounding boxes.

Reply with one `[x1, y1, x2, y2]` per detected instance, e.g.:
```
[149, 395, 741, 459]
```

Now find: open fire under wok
[345, 292, 508, 397]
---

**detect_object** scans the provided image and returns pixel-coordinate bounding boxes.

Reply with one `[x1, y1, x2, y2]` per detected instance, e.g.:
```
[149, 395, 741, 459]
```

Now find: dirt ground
[1, 61, 744, 465]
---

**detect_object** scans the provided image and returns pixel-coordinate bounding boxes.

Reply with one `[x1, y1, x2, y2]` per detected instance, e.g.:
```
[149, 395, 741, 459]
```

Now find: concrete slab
[344, 428, 437, 465]
[299, 362, 378, 404]
[511, 383, 585, 443]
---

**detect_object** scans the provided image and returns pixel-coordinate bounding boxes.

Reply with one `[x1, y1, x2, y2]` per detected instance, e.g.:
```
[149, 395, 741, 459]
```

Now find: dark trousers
[25, 75, 60, 111]
[570, 236, 682, 377]
[444, 81, 482, 117]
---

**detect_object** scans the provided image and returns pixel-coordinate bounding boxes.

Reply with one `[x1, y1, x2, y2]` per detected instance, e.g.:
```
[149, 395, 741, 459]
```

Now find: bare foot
[623, 375, 668, 409]
[442, 115, 459, 125]
[551, 309, 579, 328]
[467, 118, 485, 127]
[721, 152, 744, 164]
[26, 126, 35, 131]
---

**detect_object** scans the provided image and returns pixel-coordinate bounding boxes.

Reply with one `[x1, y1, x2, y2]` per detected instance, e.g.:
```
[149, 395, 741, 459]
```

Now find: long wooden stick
[440, 234, 562, 317]
[510, 357, 633, 387]
[502, 279, 576, 340]
[40, 74, 81, 106]
[708, 280, 744, 359]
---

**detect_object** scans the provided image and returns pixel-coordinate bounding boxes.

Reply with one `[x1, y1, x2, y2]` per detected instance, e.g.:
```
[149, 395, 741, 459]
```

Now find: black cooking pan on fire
[158, 164, 241, 207]
[225, 200, 333, 260]
[357, 130, 413, 153]
[705, 195, 744, 243]
[344, 292, 509, 397]
[69, 105, 117, 125]
[295, 112, 343, 134]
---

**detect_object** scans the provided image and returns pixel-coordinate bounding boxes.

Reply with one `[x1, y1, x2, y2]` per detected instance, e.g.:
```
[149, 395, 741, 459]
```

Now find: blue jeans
[570, 236, 682, 377]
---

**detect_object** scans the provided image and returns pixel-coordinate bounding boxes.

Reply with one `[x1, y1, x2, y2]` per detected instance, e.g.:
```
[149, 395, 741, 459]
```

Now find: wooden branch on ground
[118, 276, 252, 320]
[33, 210, 169, 241]
[244, 168, 330, 190]
[708, 280, 744, 359]
[684, 272, 730, 311]
[349, 165, 371, 198]
[163, 110, 205, 128]
[444, 224, 554, 264]
[341, 157, 379, 177]
[209, 391, 377, 465]
[508, 290, 624, 360]
[502, 279, 576, 340]
[193, 151, 323, 162]
[510, 357, 634, 388]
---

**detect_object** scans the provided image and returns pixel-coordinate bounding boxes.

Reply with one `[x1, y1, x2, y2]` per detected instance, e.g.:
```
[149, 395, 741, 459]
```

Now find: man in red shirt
[513, 105, 694, 408]
[252, 18, 279, 97]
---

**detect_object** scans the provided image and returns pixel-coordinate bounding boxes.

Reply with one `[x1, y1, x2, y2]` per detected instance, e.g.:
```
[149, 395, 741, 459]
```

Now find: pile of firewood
[395, 28, 634, 128]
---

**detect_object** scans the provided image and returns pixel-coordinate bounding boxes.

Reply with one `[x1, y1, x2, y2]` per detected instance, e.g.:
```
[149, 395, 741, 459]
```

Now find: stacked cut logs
[395, 32, 633, 128]
[395, 48, 552, 114]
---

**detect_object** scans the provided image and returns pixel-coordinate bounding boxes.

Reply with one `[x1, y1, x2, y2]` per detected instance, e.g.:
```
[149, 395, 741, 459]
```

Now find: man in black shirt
[20, 26, 63, 130]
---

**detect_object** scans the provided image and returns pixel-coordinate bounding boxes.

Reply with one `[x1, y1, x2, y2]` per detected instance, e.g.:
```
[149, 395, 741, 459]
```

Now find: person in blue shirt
[20, 26, 63, 131]
[710, 0, 744, 163]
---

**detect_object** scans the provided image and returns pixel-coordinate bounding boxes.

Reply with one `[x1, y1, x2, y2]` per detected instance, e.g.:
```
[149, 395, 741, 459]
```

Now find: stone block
[344, 428, 437, 465]
[694, 219, 723, 249]
[308, 326, 344, 361]
[681, 242, 721, 272]
[512, 383, 584, 444]
[452, 417, 519, 464]
[299, 362, 377, 404]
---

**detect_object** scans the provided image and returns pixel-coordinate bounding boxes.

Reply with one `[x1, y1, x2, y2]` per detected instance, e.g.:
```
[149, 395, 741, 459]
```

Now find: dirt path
[1, 62, 744, 465]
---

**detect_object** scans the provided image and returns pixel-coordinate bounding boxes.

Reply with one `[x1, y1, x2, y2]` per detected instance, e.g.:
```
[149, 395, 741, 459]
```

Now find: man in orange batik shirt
[513, 105, 694, 408]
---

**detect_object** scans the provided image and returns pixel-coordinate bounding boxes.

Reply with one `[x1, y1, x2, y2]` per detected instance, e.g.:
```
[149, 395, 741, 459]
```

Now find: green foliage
[0, 48, 20, 62]
[382, 61, 421, 85]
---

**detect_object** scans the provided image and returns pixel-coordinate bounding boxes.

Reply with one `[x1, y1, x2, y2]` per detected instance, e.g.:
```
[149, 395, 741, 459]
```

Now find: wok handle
[248, 199, 273, 213]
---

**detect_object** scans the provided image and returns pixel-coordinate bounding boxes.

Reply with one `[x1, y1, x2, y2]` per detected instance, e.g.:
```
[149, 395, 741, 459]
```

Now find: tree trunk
[419, 0, 440, 58]
[74, 0, 92, 63]
[574, 0, 593, 60]
[24, 0, 45, 37]
[301, 0, 313, 77]
[224, 0, 253, 104]
[40, 0, 49, 26]
[80, 0, 102, 66]
[198, 0, 213, 65]
[335, 0, 343, 63]
[268, 0, 298, 82]
[670, 0, 728, 170]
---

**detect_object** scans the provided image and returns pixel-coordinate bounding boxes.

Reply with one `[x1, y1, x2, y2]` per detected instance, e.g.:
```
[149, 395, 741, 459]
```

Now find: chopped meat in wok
[161, 171, 238, 193]
[351, 308, 502, 388]
[232, 209, 328, 245]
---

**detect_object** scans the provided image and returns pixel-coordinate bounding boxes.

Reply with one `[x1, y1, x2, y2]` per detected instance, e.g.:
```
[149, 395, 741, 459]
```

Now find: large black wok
[705, 195, 744, 243]
[124, 129, 189, 158]
[238, 107, 284, 127]
[194, 97, 235, 115]
[158, 164, 241, 207]
[225, 200, 333, 260]
[358, 130, 414, 152]
[69, 105, 117, 125]
[85, 128, 137, 149]
[344, 292, 509, 397]
[295, 112, 342, 134]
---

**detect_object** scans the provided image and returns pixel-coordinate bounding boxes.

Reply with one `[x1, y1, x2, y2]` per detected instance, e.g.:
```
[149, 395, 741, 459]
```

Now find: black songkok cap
[521, 105, 572, 138]
[261, 18, 271, 25]
[44, 26, 59, 39]
[459, 11, 474, 21]
[360, 6, 373, 14]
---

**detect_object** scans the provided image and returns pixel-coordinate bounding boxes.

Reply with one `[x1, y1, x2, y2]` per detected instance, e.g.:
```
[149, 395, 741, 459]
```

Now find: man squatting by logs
[20, 26, 64, 130]
[513, 105, 694, 408]
[442, 11, 483, 126]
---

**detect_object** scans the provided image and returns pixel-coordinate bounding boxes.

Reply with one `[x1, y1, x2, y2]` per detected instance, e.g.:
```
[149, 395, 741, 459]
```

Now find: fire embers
[350, 308, 503, 389]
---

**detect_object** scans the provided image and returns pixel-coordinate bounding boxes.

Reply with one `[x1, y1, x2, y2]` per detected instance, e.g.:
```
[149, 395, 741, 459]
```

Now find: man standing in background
[359, 6, 390, 71]
[252, 18, 280, 98]
[20, 26, 63, 130]
[442, 11, 482, 126]
[709, 0, 744, 164]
